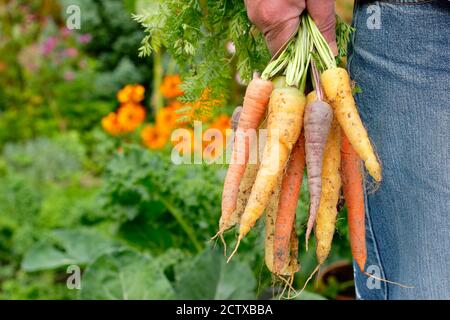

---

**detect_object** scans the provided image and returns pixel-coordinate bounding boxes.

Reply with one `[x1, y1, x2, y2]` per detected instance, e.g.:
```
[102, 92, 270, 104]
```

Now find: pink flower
[78, 34, 92, 44]
[60, 27, 72, 38]
[42, 36, 58, 56]
[64, 71, 75, 81]
[64, 47, 78, 58]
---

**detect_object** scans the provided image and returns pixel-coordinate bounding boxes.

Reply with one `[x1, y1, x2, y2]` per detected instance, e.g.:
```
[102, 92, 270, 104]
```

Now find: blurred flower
[60, 27, 72, 38]
[130, 84, 145, 103]
[78, 34, 92, 44]
[64, 47, 78, 58]
[166, 100, 182, 111]
[42, 36, 58, 56]
[160, 75, 183, 98]
[0, 61, 6, 73]
[209, 115, 231, 136]
[117, 85, 134, 104]
[156, 107, 177, 134]
[64, 71, 75, 81]
[117, 84, 145, 104]
[25, 14, 36, 24]
[102, 112, 122, 136]
[117, 103, 146, 132]
[141, 125, 168, 150]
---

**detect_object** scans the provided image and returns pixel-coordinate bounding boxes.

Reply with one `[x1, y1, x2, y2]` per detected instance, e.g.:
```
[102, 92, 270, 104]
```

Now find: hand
[245, 0, 337, 56]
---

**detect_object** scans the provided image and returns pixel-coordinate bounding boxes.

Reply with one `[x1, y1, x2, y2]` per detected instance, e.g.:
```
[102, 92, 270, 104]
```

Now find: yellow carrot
[321, 67, 381, 182]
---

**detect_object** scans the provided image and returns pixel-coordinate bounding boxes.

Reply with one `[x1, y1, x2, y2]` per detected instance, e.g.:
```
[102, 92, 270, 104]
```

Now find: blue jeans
[348, 0, 450, 299]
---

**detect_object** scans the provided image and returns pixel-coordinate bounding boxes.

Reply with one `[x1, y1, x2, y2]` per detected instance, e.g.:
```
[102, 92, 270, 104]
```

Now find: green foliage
[101, 145, 224, 251]
[175, 249, 256, 300]
[79, 248, 256, 300]
[22, 228, 120, 272]
[60, 0, 150, 98]
[80, 249, 174, 300]
[0, 270, 76, 300]
[2, 133, 85, 183]
[134, 0, 270, 106]
[336, 15, 355, 66]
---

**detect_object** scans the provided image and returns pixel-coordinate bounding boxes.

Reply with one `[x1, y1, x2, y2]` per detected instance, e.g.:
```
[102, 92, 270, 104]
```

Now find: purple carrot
[304, 100, 333, 246]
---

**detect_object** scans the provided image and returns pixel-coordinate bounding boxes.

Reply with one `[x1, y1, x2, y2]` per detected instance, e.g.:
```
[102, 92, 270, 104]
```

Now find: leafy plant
[134, 0, 270, 109]
[80, 249, 174, 300]
[101, 145, 225, 252]
[22, 228, 121, 272]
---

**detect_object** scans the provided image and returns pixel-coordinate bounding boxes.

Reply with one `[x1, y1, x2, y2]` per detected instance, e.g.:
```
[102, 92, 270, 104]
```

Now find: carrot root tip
[363, 272, 414, 289]
[226, 237, 241, 263]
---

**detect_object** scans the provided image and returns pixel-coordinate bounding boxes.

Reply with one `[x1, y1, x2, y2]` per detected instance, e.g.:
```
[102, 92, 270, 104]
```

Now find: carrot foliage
[133, 0, 270, 106]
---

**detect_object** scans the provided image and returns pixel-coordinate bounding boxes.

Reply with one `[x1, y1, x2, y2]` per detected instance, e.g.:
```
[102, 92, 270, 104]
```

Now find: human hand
[244, 0, 337, 56]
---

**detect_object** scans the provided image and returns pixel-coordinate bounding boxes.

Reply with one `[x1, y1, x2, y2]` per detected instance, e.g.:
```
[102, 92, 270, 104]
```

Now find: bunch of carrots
[214, 14, 388, 297]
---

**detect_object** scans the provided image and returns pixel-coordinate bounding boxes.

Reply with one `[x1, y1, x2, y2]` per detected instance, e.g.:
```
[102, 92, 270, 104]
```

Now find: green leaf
[80, 249, 174, 300]
[175, 249, 256, 300]
[22, 228, 120, 272]
[21, 242, 76, 272]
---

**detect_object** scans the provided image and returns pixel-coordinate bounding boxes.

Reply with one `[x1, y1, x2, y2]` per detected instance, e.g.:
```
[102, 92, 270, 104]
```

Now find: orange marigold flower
[160, 75, 183, 99]
[131, 84, 145, 103]
[117, 85, 134, 104]
[117, 103, 146, 132]
[101, 112, 122, 136]
[141, 125, 169, 150]
[156, 107, 178, 134]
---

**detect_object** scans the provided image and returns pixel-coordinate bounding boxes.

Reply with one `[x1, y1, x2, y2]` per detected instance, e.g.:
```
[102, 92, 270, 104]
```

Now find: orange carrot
[218, 76, 273, 236]
[341, 132, 366, 272]
[273, 134, 305, 274]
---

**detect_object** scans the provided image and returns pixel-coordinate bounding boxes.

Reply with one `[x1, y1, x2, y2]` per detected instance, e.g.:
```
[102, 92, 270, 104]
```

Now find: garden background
[0, 0, 355, 300]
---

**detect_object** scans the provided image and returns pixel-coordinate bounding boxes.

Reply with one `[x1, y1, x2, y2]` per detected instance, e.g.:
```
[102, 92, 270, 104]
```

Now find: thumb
[307, 0, 338, 56]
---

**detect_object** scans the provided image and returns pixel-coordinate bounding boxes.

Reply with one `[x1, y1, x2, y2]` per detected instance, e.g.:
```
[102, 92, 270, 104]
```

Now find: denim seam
[363, 181, 388, 300]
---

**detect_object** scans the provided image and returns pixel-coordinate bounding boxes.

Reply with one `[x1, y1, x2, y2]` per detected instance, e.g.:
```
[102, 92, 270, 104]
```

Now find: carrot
[218, 76, 273, 236]
[265, 175, 283, 274]
[315, 118, 342, 265]
[321, 67, 381, 182]
[304, 96, 333, 245]
[240, 88, 305, 237]
[273, 134, 305, 274]
[287, 224, 299, 275]
[228, 87, 306, 261]
[226, 121, 267, 234]
[341, 132, 366, 272]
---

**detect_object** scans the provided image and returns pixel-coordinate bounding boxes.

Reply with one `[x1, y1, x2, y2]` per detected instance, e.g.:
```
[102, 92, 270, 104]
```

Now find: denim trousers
[348, 0, 450, 300]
